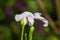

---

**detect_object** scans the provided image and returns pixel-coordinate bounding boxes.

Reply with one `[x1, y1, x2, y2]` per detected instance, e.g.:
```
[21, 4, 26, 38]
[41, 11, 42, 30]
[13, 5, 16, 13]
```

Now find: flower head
[15, 11, 48, 27]
[15, 11, 34, 26]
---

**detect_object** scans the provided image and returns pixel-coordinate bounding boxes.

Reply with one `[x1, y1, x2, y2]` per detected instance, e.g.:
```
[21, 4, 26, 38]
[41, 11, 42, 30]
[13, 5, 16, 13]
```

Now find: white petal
[15, 11, 34, 22]
[34, 12, 48, 27]
[35, 16, 48, 27]
[34, 12, 42, 18]
[15, 14, 23, 22]
[34, 13, 45, 20]
[42, 19, 48, 27]
[28, 16, 34, 26]
[38, 17, 48, 27]
[21, 11, 34, 18]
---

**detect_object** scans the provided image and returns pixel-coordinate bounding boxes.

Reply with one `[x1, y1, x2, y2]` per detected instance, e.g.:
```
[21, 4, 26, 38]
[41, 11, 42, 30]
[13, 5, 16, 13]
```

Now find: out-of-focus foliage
[43, 0, 57, 20]
[0, 0, 5, 7]
[32, 28, 44, 40]
[0, 8, 6, 20]
[47, 35, 59, 40]
[44, 26, 50, 33]
[5, 0, 15, 7]
[0, 25, 12, 40]
[25, 0, 40, 13]
[10, 21, 20, 35]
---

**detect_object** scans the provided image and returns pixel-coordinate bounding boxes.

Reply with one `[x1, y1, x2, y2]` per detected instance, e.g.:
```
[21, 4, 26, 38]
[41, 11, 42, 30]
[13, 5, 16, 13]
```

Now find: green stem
[21, 25, 25, 40]
[29, 26, 34, 40]
[29, 32, 33, 40]
[25, 33, 27, 40]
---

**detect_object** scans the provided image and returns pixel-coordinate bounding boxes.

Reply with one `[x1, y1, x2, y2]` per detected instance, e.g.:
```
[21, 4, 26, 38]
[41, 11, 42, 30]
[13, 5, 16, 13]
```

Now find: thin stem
[21, 25, 25, 40]
[25, 33, 27, 40]
[29, 32, 32, 40]
[55, 0, 60, 27]
[29, 26, 34, 40]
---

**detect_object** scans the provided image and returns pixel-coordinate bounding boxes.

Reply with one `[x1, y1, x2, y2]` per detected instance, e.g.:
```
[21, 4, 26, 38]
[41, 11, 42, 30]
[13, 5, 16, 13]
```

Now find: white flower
[15, 11, 34, 26]
[15, 11, 48, 27]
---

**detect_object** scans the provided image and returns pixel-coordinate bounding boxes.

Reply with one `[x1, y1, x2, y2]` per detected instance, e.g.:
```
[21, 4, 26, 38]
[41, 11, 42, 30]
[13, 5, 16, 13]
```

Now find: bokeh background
[0, 0, 60, 40]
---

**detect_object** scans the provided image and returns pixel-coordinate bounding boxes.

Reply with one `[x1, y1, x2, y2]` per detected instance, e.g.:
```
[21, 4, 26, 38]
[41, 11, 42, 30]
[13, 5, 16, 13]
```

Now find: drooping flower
[15, 11, 48, 27]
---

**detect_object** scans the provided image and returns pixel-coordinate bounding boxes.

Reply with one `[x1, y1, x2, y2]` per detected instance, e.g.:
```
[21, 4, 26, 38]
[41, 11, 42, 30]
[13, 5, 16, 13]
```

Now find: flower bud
[21, 17, 28, 26]
[30, 26, 34, 32]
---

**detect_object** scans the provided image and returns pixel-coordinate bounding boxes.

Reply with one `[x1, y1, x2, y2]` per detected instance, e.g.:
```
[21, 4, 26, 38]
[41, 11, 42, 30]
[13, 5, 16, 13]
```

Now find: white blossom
[15, 11, 48, 27]
[15, 11, 34, 26]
